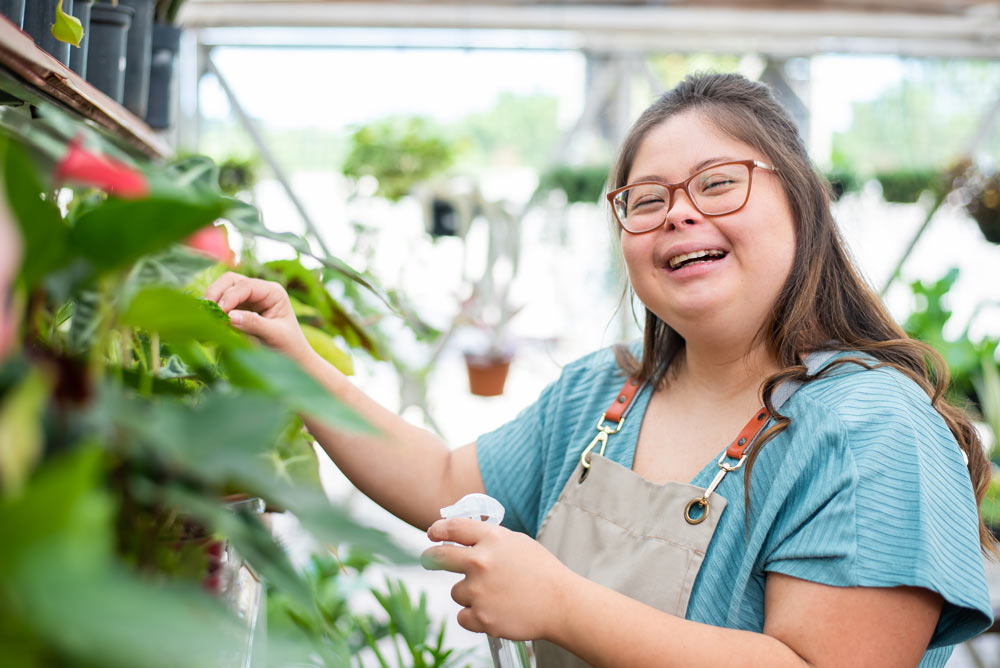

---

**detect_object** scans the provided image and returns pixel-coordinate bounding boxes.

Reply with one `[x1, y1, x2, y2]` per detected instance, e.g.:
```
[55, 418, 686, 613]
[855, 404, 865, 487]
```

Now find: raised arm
[205, 272, 485, 530]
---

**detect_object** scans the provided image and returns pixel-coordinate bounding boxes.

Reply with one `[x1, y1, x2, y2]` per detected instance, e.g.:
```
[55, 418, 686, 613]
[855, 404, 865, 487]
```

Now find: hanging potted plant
[24, 0, 81, 66]
[0, 0, 25, 29]
[964, 168, 1000, 244]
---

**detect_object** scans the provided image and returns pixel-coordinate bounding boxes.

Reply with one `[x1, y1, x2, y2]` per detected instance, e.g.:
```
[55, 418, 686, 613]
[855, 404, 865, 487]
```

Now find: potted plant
[87, 1, 133, 103]
[459, 284, 523, 397]
[144, 0, 186, 128]
[963, 168, 1000, 244]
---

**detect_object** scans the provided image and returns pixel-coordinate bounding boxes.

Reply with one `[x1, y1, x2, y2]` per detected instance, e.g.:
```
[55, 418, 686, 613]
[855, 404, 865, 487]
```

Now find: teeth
[668, 249, 726, 270]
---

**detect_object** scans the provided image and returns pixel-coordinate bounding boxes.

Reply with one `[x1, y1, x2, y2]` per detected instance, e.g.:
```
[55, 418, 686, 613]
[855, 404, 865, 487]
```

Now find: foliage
[831, 59, 1000, 175]
[457, 92, 560, 170]
[50, 0, 83, 47]
[268, 552, 473, 668]
[0, 107, 460, 666]
[342, 117, 457, 202]
[217, 155, 259, 196]
[873, 168, 949, 204]
[536, 164, 610, 204]
[155, 0, 189, 24]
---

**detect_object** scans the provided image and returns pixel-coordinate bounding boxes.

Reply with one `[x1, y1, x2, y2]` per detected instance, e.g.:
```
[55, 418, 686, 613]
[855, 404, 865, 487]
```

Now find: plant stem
[151, 331, 160, 376]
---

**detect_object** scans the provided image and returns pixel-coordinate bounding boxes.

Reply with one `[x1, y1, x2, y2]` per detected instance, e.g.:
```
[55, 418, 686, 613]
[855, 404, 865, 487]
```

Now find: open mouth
[667, 249, 728, 271]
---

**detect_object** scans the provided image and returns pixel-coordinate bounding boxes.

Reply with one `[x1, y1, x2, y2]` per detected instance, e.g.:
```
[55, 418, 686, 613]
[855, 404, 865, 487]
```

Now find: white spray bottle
[439, 493, 532, 668]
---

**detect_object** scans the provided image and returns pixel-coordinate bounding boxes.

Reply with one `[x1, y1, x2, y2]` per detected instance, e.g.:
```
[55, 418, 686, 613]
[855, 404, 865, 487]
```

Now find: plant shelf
[0, 15, 169, 159]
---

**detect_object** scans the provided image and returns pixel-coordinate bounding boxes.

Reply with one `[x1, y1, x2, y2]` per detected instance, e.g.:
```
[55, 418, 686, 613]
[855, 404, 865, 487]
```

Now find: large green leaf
[1, 137, 72, 288]
[0, 367, 50, 495]
[223, 197, 392, 308]
[99, 386, 290, 488]
[0, 447, 113, 573]
[130, 247, 218, 291]
[14, 542, 245, 668]
[221, 346, 373, 434]
[70, 195, 228, 272]
[120, 287, 246, 349]
[162, 155, 221, 193]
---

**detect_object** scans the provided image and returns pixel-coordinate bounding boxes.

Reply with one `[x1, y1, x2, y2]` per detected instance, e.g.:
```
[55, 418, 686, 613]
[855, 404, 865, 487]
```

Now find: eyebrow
[630, 156, 737, 184]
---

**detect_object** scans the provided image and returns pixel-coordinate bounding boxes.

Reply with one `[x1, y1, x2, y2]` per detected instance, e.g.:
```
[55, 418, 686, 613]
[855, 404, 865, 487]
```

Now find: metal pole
[203, 51, 334, 258]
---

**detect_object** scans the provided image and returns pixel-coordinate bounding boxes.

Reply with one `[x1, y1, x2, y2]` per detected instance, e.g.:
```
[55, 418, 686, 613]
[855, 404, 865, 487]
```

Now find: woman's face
[620, 110, 797, 346]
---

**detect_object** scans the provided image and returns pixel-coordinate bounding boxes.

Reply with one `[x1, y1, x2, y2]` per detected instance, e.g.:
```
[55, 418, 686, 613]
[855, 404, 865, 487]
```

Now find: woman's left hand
[422, 519, 574, 641]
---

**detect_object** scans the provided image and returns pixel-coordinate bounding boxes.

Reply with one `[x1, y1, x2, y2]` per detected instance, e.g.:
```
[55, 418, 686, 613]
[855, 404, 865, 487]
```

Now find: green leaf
[0, 447, 112, 573]
[162, 155, 221, 193]
[162, 485, 316, 611]
[131, 247, 218, 291]
[302, 324, 353, 375]
[120, 287, 246, 349]
[98, 385, 290, 489]
[223, 197, 393, 310]
[0, 367, 50, 496]
[50, 0, 83, 47]
[13, 543, 245, 668]
[70, 194, 228, 272]
[221, 346, 372, 434]
[0, 137, 72, 288]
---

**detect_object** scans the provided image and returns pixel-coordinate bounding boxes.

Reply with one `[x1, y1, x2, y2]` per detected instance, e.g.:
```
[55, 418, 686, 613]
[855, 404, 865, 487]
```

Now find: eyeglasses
[607, 159, 776, 234]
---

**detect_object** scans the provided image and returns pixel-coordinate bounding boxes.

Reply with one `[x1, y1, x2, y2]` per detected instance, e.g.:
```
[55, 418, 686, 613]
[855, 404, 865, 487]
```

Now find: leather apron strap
[532, 350, 837, 667]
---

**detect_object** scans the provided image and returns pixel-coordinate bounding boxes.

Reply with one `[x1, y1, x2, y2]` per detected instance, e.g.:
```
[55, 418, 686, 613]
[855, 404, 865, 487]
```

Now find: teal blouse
[476, 348, 993, 667]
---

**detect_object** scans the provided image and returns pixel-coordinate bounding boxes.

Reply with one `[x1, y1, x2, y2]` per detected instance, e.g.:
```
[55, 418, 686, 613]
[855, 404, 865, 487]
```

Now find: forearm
[548, 573, 808, 668]
[292, 348, 483, 530]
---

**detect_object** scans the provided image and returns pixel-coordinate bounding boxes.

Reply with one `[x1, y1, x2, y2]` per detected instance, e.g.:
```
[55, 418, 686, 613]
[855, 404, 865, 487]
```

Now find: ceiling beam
[178, 2, 1000, 58]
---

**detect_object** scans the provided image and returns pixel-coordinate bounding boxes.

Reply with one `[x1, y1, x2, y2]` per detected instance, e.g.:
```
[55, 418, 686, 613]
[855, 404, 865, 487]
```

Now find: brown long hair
[611, 72, 998, 556]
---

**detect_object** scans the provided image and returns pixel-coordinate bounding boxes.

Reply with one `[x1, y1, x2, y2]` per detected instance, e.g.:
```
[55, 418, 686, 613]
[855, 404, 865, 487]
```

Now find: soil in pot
[0, 0, 25, 29]
[464, 352, 513, 397]
[86, 3, 133, 104]
[23, 0, 73, 66]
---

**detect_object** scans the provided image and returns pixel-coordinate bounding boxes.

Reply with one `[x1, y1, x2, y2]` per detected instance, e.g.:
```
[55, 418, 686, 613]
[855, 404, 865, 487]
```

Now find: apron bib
[532, 351, 836, 667]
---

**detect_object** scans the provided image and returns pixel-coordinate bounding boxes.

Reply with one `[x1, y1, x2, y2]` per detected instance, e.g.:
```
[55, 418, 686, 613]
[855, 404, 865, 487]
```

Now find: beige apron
[532, 352, 834, 667]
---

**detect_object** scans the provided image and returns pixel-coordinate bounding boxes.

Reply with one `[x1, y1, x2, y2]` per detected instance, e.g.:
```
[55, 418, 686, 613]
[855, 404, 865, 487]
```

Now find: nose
[662, 186, 700, 231]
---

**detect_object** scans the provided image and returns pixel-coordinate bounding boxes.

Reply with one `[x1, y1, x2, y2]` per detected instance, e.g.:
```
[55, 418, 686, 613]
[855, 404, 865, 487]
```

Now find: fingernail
[229, 311, 242, 324]
[217, 298, 225, 309]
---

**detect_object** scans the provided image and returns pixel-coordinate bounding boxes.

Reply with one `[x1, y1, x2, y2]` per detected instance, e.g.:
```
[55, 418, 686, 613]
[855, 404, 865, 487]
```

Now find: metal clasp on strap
[579, 413, 625, 481]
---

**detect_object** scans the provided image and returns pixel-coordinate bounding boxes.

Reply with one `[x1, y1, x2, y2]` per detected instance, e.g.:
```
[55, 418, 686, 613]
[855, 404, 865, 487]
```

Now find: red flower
[185, 225, 235, 265]
[53, 136, 149, 198]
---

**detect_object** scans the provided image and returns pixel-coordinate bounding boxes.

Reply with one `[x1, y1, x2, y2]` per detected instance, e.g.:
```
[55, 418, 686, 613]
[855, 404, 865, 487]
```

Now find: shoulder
[786, 356, 960, 461]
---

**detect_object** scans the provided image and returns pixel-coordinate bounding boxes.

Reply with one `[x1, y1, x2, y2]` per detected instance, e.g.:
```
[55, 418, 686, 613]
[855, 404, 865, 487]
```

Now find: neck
[671, 338, 780, 407]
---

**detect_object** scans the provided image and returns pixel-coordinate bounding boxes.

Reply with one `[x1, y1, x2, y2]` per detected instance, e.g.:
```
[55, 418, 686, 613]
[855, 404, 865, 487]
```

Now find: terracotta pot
[464, 352, 512, 397]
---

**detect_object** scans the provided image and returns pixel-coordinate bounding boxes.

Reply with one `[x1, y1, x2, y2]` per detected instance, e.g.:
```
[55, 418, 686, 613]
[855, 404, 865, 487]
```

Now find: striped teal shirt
[477, 348, 993, 666]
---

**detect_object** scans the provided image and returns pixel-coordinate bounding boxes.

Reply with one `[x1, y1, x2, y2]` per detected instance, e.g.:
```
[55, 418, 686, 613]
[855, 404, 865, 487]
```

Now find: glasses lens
[690, 163, 751, 215]
[615, 183, 669, 232]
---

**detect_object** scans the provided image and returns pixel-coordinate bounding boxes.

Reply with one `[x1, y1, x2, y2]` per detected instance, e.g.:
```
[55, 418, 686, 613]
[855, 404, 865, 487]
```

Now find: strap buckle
[579, 413, 625, 481]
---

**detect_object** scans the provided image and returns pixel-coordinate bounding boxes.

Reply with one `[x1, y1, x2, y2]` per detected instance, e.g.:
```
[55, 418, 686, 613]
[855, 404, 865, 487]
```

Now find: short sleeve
[761, 367, 993, 648]
[476, 380, 559, 536]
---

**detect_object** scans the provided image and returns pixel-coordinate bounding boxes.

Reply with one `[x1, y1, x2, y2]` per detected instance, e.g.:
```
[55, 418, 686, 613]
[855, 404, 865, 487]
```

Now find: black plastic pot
[118, 0, 153, 118]
[86, 3, 132, 104]
[145, 22, 181, 129]
[0, 0, 25, 29]
[23, 0, 74, 66]
[68, 0, 93, 79]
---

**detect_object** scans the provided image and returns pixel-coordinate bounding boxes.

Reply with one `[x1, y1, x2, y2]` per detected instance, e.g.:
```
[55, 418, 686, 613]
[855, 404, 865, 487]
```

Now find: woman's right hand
[205, 272, 313, 364]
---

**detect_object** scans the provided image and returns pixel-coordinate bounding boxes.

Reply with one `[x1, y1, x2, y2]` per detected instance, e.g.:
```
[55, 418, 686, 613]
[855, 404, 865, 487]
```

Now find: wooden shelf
[0, 16, 170, 159]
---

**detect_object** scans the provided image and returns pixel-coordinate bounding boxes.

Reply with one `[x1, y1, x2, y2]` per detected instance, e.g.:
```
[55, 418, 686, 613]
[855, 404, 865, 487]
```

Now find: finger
[228, 309, 277, 343]
[420, 544, 473, 574]
[456, 607, 485, 634]
[450, 579, 473, 608]
[217, 279, 283, 314]
[427, 518, 491, 547]
[204, 271, 243, 303]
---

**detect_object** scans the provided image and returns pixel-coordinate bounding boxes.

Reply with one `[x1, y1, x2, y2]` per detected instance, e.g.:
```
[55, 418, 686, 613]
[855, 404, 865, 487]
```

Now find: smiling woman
[207, 72, 994, 668]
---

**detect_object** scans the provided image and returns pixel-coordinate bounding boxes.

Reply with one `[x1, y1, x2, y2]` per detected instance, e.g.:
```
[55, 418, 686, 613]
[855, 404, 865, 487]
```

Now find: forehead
[628, 110, 761, 182]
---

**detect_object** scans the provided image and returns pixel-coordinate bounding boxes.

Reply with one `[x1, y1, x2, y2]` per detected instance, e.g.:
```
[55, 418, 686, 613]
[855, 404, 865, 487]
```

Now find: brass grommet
[684, 498, 709, 525]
